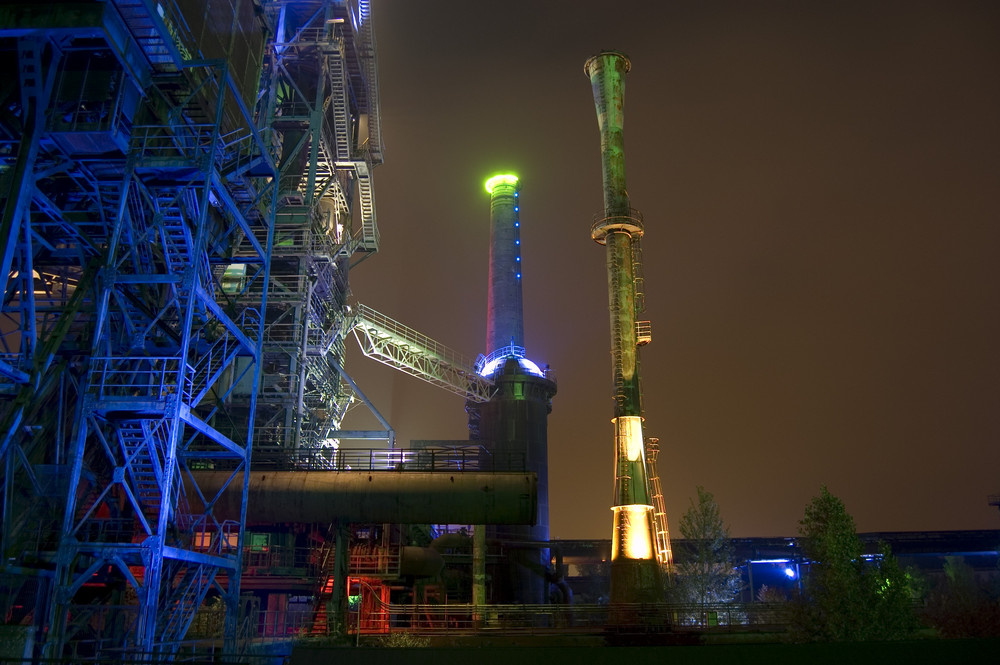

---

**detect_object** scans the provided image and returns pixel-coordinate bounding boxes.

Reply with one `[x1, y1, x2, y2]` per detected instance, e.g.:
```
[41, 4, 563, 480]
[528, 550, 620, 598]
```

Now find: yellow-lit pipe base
[611, 504, 655, 561]
[613, 415, 645, 461]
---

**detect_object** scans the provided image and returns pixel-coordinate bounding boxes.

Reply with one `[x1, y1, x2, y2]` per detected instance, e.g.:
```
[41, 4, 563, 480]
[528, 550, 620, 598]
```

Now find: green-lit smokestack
[484, 173, 523, 357]
[585, 50, 664, 604]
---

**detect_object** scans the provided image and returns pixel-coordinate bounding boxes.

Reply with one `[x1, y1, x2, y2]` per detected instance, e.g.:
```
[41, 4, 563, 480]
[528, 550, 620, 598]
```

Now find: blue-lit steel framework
[230, 0, 386, 639]
[0, 0, 277, 659]
[238, 0, 386, 460]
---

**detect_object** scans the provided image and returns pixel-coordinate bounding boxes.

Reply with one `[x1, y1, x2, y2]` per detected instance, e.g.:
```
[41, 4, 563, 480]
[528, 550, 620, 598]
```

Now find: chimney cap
[584, 50, 631, 77]
[484, 173, 520, 195]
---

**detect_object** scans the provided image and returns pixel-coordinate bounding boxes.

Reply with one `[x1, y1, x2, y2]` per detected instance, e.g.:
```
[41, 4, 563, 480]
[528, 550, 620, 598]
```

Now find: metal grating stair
[329, 53, 351, 162]
[111, 0, 182, 70]
[117, 421, 163, 521]
[354, 160, 379, 252]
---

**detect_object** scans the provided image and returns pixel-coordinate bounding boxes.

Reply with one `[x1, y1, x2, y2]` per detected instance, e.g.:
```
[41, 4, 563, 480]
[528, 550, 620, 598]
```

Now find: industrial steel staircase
[117, 421, 165, 525]
[353, 158, 379, 253]
[187, 332, 240, 405]
[155, 193, 194, 276]
[329, 49, 351, 162]
[309, 538, 338, 635]
[356, 0, 382, 163]
[112, 0, 187, 71]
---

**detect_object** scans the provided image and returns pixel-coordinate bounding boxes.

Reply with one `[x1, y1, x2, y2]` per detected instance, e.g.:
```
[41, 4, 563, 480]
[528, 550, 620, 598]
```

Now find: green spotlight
[484, 174, 519, 195]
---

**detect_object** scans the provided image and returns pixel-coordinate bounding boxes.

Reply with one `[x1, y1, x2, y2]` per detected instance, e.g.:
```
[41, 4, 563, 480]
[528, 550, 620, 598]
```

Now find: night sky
[341, 1, 1000, 539]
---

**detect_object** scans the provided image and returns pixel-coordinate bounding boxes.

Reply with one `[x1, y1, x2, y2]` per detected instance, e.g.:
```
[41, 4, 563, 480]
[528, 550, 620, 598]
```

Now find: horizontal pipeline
[190, 470, 538, 525]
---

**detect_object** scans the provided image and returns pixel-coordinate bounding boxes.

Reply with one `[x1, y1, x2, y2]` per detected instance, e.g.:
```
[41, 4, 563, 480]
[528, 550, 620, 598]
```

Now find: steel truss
[351, 304, 496, 404]
[1, 0, 276, 659]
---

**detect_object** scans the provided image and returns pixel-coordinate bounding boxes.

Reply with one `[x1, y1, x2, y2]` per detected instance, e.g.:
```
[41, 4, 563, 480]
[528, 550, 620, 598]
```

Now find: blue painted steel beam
[162, 545, 239, 570]
[179, 405, 246, 458]
[0, 359, 29, 383]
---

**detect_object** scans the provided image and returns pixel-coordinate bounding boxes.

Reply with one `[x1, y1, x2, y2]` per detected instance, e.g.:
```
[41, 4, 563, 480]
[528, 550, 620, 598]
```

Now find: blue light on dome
[477, 346, 546, 378]
[519, 358, 544, 376]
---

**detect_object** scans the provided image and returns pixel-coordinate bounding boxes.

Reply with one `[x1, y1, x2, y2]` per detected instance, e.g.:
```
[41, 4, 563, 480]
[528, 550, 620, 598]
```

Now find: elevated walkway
[351, 304, 495, 403]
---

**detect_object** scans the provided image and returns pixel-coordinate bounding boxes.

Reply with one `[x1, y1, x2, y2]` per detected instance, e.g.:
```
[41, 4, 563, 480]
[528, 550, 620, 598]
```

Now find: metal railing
[591, 207, 644, 242]
[352, 601, 790, 636]
[87, 356, 182, 401]
[243, 446, 525, 473]
[210, 601, 791, 639]
[350, 548, 401, 577]
[242, 545, 316, 574]
[50, 601, 795, 656]
[351, 304, 496, 402]
[354, 304, 475, 370]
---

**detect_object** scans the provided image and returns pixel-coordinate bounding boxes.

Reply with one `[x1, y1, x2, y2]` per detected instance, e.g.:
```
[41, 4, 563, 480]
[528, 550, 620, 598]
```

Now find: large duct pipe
[190, 471, 537, 525]
[585, 51, 662, 603]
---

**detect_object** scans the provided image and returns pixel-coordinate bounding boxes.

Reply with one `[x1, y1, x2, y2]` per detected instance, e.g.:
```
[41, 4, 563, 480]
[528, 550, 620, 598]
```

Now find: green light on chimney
[485, 174, 519, 194]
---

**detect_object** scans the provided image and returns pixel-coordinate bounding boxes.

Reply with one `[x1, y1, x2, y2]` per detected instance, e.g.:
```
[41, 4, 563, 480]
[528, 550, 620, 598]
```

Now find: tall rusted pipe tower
[585, 51, 662, 603]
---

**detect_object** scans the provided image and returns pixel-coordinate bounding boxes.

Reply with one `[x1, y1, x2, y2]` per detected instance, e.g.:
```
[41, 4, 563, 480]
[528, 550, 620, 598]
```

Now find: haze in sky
[342, 1, 1000, 539]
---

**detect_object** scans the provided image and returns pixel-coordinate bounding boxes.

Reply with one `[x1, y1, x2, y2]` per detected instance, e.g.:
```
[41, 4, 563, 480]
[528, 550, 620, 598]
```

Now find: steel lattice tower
[0, 0, 383, 659]
[0, 1, 277, 656]
[245, 0, 386, 460]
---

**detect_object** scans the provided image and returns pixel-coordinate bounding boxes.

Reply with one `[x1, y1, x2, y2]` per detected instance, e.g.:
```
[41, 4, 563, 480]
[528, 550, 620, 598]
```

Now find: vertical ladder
[631, 235, 646, 315]
[645, 438, 673, 569]
[608, 263, 625, 411]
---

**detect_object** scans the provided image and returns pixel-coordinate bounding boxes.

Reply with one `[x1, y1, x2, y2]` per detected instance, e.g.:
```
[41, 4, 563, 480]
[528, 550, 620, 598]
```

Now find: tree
[924, 556, 1000, 637]
[673, 486, 742, 607]
[794, 486, 915, 641]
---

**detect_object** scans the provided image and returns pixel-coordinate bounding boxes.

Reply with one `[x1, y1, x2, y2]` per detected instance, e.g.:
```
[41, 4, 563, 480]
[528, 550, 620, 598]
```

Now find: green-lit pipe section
[585, 50, 662, 604]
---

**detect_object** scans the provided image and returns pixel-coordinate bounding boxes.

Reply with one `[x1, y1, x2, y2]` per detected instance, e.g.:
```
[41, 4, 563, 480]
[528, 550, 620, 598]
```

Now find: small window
[250, 532, 270, 552]
[221, 263, 247, 294]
